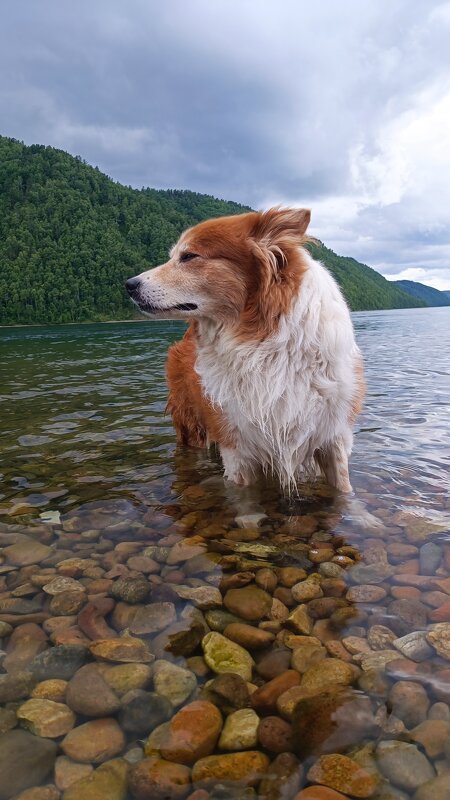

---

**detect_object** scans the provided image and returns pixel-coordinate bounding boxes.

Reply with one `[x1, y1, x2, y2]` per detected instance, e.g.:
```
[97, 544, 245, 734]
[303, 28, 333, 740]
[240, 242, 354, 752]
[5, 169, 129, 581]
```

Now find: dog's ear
[249, 207, 311, 280]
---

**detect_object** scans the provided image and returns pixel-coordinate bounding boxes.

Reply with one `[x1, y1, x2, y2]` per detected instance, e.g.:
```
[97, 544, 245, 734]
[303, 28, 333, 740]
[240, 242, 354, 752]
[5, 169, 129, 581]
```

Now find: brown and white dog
[126, 208, 364, 492]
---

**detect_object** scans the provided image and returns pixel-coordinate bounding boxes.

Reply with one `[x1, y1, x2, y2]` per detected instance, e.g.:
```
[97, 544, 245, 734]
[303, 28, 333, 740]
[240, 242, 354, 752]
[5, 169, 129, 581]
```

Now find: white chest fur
[195, 253, 360, 487]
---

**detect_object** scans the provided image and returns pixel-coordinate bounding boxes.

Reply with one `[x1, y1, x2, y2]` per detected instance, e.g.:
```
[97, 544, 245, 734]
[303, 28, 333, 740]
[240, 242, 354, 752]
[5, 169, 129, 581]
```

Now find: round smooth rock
[307, 754, 378, 798]
[0, 730, 57, 800]
[292, 689, 378, 759]
[191, 751, 270, 787]
[427, 623, 450, 660]
[160, 700, 222, 764]
[218, 708, 259, 751]
[258, 715, 293, 753]
[62, 757, 129, 800]
[376, 740, 435, 791]
[97, 663, 152, 696]
[202, 632, 254, 681]
[153, 660, 197, 707]
[54, 756, 94, 791]
[129, 603, 177, 635]
[62, 718, 126, 763]
[111, 576, 150, 604]
[392, 632, 434, 662]
[89, 637, 153, 663]
[259, 752, 303, 800]
[223, 623, 275, 650]
[119, 690, 173, 735]
[301, 659, 355, 694]
[223, 587, 272, 621]
[17, 698, 75, 737]
[388, 681, 430, 727]
[28, 645, 87, 681]
[66, 663, 121, 716]
[129, 757, 191, 800]
[0, 670, 36, 703]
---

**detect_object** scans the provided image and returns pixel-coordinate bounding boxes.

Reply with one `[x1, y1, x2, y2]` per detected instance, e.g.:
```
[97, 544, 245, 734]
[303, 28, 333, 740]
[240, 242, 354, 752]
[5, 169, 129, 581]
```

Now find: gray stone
[0, 670, 36, 702]
[393, 631, 434, 662]
[0, 729, 57, 800]
[376, 740, 435, 791]
[29, 644, 87, 681]
[119, 689, 172, 735]
[66, 664, 121, 717]
[419, 542, 442, 574]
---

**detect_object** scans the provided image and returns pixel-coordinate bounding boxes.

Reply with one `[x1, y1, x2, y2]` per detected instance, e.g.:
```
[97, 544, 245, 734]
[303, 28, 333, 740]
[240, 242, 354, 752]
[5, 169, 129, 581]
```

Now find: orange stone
[160, 701, 222, 765]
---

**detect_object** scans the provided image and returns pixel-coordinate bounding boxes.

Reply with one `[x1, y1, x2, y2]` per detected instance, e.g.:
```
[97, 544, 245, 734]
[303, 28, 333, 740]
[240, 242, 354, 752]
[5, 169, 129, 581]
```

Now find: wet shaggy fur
[126, 207, 365, 492]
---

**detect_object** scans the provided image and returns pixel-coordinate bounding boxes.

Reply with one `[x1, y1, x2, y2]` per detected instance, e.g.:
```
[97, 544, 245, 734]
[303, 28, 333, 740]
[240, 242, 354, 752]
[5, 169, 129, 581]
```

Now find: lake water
[0, 307, 449, 799]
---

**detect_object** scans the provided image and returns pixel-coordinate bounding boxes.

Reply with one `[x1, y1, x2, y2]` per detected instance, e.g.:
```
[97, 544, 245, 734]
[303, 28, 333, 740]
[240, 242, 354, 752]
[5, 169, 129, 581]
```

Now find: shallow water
[0, 307, 449, 799]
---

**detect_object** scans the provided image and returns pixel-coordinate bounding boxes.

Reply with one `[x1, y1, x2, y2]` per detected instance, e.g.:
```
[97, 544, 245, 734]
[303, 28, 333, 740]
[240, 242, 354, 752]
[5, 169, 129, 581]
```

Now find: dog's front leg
[315, 438, 352, 493]
[220, 446, 256, 486]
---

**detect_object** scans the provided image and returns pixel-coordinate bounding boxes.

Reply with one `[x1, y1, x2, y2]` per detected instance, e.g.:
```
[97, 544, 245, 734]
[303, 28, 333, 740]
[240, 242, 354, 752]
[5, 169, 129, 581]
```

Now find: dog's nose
[125, 276, 141, 295]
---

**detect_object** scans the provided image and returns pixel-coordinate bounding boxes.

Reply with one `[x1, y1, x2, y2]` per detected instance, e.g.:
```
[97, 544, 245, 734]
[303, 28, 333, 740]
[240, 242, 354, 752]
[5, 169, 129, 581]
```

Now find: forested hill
[0, 135, 424, 324]
[393, 280, 450, 307]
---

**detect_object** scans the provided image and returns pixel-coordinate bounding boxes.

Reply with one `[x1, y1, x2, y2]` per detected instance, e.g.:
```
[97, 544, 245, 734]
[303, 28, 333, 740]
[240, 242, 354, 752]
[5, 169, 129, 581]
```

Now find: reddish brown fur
[165, 208, 362, 452]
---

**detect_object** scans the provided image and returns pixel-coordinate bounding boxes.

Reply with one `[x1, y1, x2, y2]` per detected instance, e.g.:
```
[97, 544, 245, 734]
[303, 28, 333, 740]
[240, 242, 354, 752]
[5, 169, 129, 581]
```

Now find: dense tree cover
[0, 135, 424, 324]
[393, 280, 450, 307]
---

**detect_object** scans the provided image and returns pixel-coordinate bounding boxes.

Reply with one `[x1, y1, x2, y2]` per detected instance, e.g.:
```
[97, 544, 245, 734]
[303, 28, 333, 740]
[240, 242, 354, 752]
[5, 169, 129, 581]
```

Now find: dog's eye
[180, 252, 199, 263]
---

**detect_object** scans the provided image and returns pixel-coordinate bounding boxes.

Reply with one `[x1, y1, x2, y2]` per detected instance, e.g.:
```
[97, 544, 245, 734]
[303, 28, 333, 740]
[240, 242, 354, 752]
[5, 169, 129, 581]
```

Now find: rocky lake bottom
[0, 308, 449, 800]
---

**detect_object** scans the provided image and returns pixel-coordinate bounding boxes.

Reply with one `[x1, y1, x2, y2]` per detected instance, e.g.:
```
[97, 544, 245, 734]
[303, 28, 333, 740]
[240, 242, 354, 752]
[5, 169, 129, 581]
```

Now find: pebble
[89, 637, 153, 663]
[414, 774, 450, 800]
[191, 751, 270, 787]
[376, 740, 435, 791]
[387, 598, 428, 636]
[367, 625, 397, 650]
[301, 659, 355, 694]
[14, 786, 60, 800]
[0, 670, 36, 702]
[419, 542, 442, 574]
[389, 681, 430, 727]
[257, 648, 292, 680]
[129, 756, 191, 800]
[259, 752, 303, 800]
[258, 715, 292, 753]
[97, 663, 152, 696]
[251, 670, 301, 712]
[409, 719, 450, 758]
[66, 663, 121, 716]
[160, 700, 222, 764]
[3, 538, 52, 566]
[17, 698, 75, 737]
[129, 602, 177, 635]
[43, 576, 85, 595]
[255, 568, 278, 593]
[291, 580, 323, 603]
[54, 756, 94, 791]
[206, 673, 251, 713]
[78, 598, 116, 640]
[62, 718, 126, 763]
[295, 790, 349, 800]
[427, 623, 450, 660]
[119, 690, 173, 736]
[392, 631, 434, 662]
[174, 585, 223, 609]
[291, 688, 378, 759]
[153, 660, 197, 707]
[29, 645, 87, 681]
[0, 729, 57, 800]
[63, 757, 129, 800]
[218, 708, 259, 751]
[202, 632, 254, 681]
[291, 644, 326, 673]
[349, 562, 394, 584]
[223, 587, 272, 621]
[346, 585, 387, 602]
[286, 605, 313, 635]
[307, 754, 377, 797]
[3, 623, 48, 673]
[223, 622, 275, 649]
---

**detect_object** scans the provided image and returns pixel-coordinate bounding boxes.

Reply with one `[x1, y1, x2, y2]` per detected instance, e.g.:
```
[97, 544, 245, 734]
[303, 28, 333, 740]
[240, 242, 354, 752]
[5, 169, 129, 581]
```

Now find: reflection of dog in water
[126, 207, 364, 493]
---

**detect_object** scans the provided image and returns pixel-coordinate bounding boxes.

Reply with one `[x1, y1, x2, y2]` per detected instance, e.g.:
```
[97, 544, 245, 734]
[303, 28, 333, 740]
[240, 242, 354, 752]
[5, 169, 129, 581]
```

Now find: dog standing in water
[126, 208, 364, 493]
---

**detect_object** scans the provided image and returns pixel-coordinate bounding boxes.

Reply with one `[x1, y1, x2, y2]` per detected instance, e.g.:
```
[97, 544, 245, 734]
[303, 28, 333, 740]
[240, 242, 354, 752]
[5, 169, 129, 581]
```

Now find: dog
[126, 207, 365, 492]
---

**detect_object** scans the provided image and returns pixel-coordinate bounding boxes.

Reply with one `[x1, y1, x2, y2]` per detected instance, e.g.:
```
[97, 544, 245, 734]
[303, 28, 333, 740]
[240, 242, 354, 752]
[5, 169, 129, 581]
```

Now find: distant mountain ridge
[0, 135, 425, 324]
[393, 280, 450, 307]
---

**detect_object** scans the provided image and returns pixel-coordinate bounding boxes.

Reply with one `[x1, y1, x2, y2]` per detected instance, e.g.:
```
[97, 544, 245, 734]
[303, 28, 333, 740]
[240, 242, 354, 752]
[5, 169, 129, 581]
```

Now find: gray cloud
[1, 0, 449, 287]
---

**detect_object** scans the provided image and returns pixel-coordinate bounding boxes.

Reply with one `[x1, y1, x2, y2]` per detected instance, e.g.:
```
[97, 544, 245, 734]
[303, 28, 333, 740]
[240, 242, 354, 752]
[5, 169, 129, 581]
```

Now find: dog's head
[126, 207, 311, 337]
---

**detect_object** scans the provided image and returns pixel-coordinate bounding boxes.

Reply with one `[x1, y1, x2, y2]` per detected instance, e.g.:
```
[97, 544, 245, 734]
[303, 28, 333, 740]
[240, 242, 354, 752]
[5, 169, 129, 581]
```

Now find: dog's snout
[125, 276, 141, 295]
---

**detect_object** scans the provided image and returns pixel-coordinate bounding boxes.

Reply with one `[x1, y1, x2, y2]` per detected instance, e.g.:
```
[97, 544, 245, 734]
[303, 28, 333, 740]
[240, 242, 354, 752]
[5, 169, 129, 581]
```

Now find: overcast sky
[1, 0, 450, 288]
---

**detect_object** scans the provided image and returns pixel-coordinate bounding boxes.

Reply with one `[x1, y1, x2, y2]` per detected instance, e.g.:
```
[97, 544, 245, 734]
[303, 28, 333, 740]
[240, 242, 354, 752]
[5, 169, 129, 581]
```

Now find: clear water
[0, 307, 449, 798]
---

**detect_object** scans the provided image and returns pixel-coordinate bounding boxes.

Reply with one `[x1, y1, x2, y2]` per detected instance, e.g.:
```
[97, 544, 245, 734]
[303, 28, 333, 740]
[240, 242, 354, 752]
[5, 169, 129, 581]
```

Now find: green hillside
[394, 280, 450, 307]
[0, 135, 424, 324]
